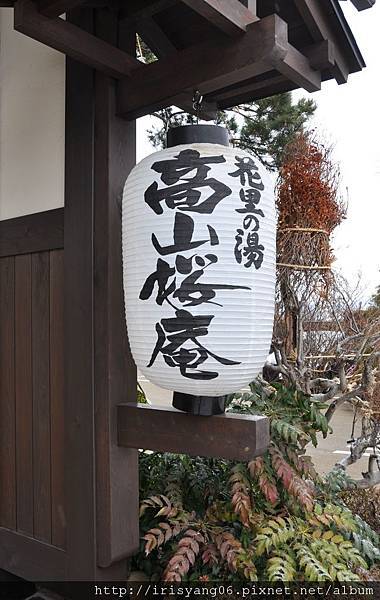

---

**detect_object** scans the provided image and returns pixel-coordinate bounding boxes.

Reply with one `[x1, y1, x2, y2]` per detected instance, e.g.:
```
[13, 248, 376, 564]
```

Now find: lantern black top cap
[167, 124, 229, 148]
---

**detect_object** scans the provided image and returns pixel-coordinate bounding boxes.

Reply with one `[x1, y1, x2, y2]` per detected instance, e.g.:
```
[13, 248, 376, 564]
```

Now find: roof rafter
[294, 0, 351, 83]
[179, 0, 258, 36]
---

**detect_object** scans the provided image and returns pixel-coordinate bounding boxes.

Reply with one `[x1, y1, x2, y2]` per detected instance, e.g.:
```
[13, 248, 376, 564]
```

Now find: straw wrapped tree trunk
[267, 132, 380, 485]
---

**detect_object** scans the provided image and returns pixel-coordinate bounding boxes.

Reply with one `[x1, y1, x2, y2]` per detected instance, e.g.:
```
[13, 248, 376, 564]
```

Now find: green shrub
[132, 384, 380, 582]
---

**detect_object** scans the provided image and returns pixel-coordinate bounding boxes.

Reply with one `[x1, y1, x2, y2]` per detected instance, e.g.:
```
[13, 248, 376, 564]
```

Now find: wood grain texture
[0, 528, 66, 581]
[179, 0, 258, 36]
[0, 209, 63, 259]
[15, 0, 137, 79]
[293, 0, 350, 83]
[50, 250, 65, 549]
[93, 8, 139, 568]
[15, 254, 34, 537]
[32, 252, 52, 543]
[0, 257, 16, 530]
[117, 14, 288, 119]
[118, 404, 270, 461]
[64, 7, 133, 580]
[64, 7, 97, 579]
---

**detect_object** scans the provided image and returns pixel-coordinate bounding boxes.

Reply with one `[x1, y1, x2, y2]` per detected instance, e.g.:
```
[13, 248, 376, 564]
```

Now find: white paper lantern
[122, 126, 276, 401]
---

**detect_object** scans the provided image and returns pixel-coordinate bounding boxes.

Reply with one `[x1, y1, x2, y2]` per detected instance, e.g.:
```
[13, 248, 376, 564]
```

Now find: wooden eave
[0, 0, 374, 120]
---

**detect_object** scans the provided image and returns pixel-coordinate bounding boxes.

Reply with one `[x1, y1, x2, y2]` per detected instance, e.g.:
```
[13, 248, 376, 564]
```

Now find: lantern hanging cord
[192, 90, 204, 123]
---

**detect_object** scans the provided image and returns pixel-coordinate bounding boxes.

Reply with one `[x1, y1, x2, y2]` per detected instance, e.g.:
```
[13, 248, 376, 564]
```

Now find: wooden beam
[38, 0, 87, 18]
[294, 0, 350, 83]
[208, 40, 332, 109]
[15, 0, 215, 119]
[303, 39, 335, 71]
[122, 0, 177, 20]
[0, 209, 64, 259]
[14, 0, 137, 79]
[272, 42, 321, 92]
[118, 15, 321, 119]
[211, 74, 286, 108]
[118, 404, 270, 462]
[179, 0, 258, 36]
[136, 17, 217, 119]
[117, 14, 289, 119]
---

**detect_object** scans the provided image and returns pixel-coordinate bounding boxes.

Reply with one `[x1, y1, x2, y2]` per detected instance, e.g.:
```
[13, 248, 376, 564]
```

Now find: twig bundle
[276, 132, 346, 282]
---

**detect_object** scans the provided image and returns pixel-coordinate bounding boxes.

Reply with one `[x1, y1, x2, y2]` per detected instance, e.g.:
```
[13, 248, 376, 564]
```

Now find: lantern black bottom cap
[172, 392, 226, 416]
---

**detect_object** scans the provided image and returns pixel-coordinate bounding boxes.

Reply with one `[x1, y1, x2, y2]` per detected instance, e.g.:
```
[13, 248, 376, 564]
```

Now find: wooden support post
[64, 8, 98, 579]
[64, 6, 138, 579]
[118, 404, 270, 462]
[93, 8, 139, 569]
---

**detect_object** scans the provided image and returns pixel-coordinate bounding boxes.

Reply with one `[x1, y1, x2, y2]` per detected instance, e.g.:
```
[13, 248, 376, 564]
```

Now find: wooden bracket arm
[117, 403, 270, 462]
[117, 14, 322, 120]
[14, 0, 138, 79]
[179, 0, 259, 36]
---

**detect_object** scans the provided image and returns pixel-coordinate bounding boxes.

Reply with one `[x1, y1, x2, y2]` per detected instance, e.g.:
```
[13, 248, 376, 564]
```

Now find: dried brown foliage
[341, 487, 380, 534]
[276, 132, 346, 312]
[277, 132, 345, 234]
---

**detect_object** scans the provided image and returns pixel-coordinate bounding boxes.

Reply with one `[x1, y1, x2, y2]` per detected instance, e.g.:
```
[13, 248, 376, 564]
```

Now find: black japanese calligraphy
[141, 150, 256, 381]
[140, 253, 250, 309]
[229, 156, 263, 187]
[145, 149, 232, 215]
[147, 310, 240, 380]
[151, 212, 219, 256]
[230, 155, 266, 270]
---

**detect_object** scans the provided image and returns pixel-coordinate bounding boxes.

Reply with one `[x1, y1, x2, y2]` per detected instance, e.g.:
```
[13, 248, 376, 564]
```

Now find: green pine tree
[146, 93, 316, 171]
[136, 35, 316, 170]
[371, 284, 380, 308]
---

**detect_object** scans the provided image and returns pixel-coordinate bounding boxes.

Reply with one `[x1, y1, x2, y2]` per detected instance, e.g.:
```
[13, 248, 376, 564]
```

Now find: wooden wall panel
[32, 252, 52, 543]
[0, 214, 65, 562]
[15, 254, 34, 536]
[0, 257, 16, 530]
[50, 249, 65, 549]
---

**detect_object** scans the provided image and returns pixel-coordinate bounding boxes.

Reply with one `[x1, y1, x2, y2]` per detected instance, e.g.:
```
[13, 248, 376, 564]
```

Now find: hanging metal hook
[192, 90, 204, 124]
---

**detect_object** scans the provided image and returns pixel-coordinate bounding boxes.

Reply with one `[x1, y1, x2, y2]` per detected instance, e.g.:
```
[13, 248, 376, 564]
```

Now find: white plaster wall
[0, 8, 65, 221]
